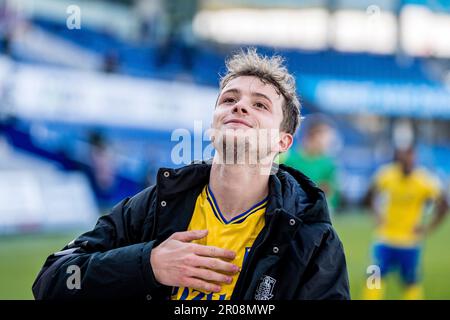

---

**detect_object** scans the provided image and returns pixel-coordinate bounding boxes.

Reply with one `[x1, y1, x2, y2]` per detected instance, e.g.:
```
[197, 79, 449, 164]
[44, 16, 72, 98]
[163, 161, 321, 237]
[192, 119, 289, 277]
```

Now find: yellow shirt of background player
[374, 163, 441, 247]
[171, 185, 267, 300]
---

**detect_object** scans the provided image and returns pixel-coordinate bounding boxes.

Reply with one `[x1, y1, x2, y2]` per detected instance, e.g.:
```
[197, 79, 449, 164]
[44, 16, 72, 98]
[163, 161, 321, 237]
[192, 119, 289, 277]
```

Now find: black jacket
[32, 162, 350, 300]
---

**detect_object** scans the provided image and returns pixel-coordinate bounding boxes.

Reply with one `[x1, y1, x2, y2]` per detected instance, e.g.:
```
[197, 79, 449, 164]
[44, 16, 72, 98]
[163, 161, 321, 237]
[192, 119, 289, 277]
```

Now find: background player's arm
[416, 174, 449, 236]
[364, 166, 391, 226]
[418, 195, 449, 236]
[318, 166, 334, 196]
[363, 184, 384, 226]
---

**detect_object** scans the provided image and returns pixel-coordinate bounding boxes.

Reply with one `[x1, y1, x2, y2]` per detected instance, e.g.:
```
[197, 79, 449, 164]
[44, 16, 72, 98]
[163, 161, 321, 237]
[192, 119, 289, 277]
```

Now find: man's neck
[400, 164, 414, 176]
[209, 155, 270, 222]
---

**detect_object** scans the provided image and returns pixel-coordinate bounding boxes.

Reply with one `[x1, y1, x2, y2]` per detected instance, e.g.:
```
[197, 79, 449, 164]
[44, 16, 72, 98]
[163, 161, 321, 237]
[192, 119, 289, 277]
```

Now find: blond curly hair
[219, 48, 301, 135]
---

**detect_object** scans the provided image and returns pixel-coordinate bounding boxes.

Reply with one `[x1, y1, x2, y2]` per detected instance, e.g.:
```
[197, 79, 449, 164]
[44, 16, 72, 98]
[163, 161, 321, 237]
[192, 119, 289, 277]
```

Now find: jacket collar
[156, 161, 330, 225]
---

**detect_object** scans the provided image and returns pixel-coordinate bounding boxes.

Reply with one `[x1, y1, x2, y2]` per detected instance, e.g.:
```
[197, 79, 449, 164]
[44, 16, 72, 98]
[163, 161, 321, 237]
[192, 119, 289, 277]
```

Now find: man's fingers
[184, 277, 221, 293]
[188, 267, 233, 285]
[191, 256, 240, 274]
[170, 230, 208, 242]
[191, 243, 236, 260]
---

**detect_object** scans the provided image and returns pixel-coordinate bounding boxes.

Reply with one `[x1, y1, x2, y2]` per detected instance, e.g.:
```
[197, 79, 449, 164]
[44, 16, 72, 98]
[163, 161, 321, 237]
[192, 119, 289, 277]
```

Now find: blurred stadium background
[1, 0, 450, 299]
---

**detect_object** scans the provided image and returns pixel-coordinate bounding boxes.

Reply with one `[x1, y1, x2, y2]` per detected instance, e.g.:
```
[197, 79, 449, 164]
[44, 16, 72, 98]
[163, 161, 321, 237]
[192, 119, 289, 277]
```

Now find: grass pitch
[1, 212, 449, 299]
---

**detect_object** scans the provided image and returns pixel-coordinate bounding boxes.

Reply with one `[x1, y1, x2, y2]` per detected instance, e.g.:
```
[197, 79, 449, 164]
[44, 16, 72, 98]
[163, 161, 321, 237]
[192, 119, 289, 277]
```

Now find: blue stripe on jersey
[206, 195, 224, 224]
[206, 185, 268, 225]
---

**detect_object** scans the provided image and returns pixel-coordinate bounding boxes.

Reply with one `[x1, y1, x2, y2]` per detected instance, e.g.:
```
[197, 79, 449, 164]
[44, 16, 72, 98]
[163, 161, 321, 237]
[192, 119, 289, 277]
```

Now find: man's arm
[417, 194, 449, 236]
[32, 186, 161, 300]
[363, 184, 383, 227]
[33, 186, 240, 300]
[296, 226, 350, 300]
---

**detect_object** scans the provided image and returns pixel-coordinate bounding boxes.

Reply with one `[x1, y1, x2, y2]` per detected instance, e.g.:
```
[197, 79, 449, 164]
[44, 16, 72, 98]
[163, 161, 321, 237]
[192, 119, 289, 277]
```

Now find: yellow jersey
[171, 185, 267, 300]
[374, 163, 441, 247]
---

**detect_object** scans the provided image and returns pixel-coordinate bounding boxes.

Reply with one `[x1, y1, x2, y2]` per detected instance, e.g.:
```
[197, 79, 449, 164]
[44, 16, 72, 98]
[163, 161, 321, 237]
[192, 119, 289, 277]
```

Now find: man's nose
[232, 101, 249, 115]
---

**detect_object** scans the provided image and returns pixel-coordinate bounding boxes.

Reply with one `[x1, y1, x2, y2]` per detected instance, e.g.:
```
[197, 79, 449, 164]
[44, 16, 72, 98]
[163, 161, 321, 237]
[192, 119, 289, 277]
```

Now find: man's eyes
[223, 98, 236, 103]
[221, 97, 268, 110]
[255, 102, 268, 110]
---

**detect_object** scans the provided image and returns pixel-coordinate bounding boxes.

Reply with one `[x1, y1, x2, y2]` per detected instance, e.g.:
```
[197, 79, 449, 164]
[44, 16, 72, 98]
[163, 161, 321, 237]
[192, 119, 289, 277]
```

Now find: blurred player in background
[363, 145, 448, 300]
[281, 118, 339, 212]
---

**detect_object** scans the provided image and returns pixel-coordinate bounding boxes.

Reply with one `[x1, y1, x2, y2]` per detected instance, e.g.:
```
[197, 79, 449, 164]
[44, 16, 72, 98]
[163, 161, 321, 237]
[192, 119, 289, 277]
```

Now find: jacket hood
[274, 164, 331, 225]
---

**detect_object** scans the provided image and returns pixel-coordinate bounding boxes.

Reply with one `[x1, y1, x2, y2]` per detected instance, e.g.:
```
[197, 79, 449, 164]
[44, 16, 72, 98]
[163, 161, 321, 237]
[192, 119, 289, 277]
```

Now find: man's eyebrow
[220, 88, 240, 96]
[252, 92, 273, 104]
[221, 88, 273, 104]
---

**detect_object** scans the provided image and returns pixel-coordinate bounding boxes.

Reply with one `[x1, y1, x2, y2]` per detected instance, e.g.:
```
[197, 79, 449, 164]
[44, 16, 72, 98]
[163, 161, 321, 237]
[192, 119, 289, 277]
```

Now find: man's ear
[279, 132, 293, 153]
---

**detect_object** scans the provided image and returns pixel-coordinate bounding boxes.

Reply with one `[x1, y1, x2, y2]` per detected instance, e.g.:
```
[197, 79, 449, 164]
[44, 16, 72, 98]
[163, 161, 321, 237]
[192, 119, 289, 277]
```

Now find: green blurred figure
[281, 119, 339, 211]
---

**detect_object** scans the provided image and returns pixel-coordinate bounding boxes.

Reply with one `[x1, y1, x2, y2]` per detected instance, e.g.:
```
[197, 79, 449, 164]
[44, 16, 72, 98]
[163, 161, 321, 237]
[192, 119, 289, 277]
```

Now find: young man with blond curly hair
[33, 48, 350, 300]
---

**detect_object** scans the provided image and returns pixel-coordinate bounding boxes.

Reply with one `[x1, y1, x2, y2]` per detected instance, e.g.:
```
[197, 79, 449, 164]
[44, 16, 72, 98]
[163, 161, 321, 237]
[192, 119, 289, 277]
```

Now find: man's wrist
[141, 241, 164, 291]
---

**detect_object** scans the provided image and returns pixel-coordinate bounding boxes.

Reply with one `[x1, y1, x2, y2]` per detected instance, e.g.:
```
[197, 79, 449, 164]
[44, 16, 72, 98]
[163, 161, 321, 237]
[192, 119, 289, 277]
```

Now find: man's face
[210, 76, 293, 164]
[397, 148, 415, 172]
[306, 124, 333, 154]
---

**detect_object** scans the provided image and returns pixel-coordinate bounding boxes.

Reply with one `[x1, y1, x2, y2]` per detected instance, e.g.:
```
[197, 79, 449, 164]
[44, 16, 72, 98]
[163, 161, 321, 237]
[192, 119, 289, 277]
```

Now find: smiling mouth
[224, 119, 253, 128]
